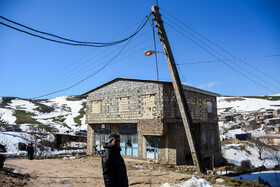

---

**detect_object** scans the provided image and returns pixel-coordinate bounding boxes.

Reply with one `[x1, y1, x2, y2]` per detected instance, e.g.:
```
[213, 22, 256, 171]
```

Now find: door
[145, 136, 159, 160]
[120, 134, 138, 157]
[94, 124, 110, 151]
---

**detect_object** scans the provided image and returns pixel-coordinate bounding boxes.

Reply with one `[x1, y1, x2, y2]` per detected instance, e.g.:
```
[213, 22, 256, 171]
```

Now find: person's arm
[102, 151, 115, 187]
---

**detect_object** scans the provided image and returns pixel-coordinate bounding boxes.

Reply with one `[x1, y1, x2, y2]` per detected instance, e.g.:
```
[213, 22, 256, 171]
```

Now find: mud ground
[4, 156, 193, 187]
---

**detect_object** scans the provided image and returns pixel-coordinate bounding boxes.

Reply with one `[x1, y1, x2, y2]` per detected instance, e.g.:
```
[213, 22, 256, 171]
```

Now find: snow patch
[162, 176, 213, 187]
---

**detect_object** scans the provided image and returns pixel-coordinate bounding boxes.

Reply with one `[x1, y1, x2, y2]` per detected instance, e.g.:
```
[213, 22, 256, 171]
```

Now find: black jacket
[102, 143, 128, 187]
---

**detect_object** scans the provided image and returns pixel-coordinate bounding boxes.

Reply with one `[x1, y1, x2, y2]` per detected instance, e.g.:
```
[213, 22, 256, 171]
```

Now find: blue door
[120, 134, 138, 157]
[145, 136, 159, 160]
[119, 124, 138, 157]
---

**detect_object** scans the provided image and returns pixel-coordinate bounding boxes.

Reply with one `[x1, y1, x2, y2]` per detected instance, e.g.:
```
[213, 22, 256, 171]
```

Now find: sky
[0, 0, 279, 99]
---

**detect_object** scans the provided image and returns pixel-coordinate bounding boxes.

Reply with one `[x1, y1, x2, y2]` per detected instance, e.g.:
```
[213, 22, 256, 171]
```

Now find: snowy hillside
[0, 96, 86, 133]
[217, 95, 280, 169]
[217, 96, 280, 114]
[1, 94, 280, 169]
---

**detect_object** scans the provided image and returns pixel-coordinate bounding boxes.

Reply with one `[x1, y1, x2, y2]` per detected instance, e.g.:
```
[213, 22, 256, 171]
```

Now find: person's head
[109, 134, 120, 148]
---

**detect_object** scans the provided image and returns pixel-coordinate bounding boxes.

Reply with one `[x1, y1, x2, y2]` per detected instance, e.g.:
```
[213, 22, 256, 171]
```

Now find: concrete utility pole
[151, 5, 206, 174]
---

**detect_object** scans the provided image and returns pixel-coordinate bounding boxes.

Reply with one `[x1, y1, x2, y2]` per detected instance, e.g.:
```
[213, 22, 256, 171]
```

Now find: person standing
[26, 143, 34, 160]
[102, 134, 128, 187]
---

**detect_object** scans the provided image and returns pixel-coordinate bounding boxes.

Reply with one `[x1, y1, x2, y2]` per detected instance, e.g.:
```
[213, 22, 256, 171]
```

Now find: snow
[0, 131, 86, 157]
[63, 141, 87, 148]
[0, 96, 86, 134]
[0, 108, 16, 124]
[270, 94, 280, 96]
[0, 132, 32, 156]
[161, 176, 213, 187]
[222, 141, 278, 168]
[9, 99, 38, 113]
[218, 96, 280, 114]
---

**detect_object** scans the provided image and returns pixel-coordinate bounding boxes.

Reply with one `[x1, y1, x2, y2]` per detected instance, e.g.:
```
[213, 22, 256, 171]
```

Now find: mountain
[0, 96, 86, 133]
[1, 95, 280, 167]
[1, 95, 280, 133]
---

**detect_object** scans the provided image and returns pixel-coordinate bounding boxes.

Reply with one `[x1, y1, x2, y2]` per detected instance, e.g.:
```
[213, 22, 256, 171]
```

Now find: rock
[216, 178, 225, 183]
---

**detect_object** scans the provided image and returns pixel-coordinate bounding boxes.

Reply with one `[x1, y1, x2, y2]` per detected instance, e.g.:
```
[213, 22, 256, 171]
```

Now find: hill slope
[0, 96, 86, 133]
[217, 95, 280, 114]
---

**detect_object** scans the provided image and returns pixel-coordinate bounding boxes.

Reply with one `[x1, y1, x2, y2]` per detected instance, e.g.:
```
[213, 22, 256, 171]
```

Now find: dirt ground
[3, 156, 193, 187]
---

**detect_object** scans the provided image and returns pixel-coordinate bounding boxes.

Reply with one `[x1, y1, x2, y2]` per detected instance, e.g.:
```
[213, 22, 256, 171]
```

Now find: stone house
[242, 119, 257, 129]
[273, 109, 280, 117]
[275, 124, 280, 133]
[265, 117, 280, 126]
[81, 78, 220, 169]
[259, 133, 280, 146]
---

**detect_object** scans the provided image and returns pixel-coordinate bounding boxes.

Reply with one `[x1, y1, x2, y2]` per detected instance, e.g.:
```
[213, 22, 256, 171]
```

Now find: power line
[0, 13, 151, 47]
[164, 21, 278, 94]
[164, 19, 280, 92]
[37, 35, 154, 96]
[177, 54, 280, 65]
[161, 9, 280, 85]
[151, 19, 160, 81]
[0, 16, 131, 45]
[26, 30, 152, 97]
[31, 37, 134, 99]
[30, 15, 154, 99]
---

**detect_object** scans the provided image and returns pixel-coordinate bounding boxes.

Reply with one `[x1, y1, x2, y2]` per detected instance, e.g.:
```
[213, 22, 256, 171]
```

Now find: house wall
[86, 80, 163, 125]
[161, 84, 220, 165]
[162, 84, 218, 122]
[86, 80, 165, 157]
[85, 79, 220, 166]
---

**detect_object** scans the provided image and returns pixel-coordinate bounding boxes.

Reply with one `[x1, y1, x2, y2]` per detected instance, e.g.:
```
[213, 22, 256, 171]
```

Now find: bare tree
[251, 139, 267, 160]
[268, 146, 280, 166]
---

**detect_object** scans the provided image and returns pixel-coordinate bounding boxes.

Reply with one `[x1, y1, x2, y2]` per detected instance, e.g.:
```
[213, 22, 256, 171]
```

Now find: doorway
[119, 124, 138, 157]
[145, 136, 159, 160]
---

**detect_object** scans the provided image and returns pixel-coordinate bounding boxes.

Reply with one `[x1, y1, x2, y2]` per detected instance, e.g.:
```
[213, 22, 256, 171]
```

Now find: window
[92, 100, 101, 113]
[118, 97, 129, 113]
[207, 101, 213, 113]
[94, 124, 111, 151]
[142, 94, 156, 119]
[210, 131, 215, 146]
[202, 131, 206, 146]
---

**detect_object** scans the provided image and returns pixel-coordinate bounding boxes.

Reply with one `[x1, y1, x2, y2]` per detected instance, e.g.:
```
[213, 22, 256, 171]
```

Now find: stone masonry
[82, 78, 220, 168]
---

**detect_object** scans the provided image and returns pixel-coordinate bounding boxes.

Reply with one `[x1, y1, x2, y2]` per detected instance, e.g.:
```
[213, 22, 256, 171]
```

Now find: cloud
[199, 82, 219, 89]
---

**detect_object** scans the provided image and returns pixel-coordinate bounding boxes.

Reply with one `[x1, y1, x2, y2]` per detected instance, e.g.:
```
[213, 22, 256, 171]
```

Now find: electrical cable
[31, 37, 134, 99]
[165, 19, 280, 92]
[38, 36, 154, 95]
[177, 54, 280, 65]
[30, 15, 153, 99]
[161, 9, 280, 85]
[31, 31, 152, 96]
[0, 13, 151, 47]
[19, 16, 152, 97]
[164, 21, 278, 94]
[177, 66, 188, 85]
[151, 19, 160, 81]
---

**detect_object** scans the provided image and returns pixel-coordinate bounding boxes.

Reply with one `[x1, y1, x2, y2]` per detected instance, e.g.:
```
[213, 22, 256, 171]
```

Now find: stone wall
[85, 79, 220, 164]
[86, 80, 164, 123]
[162, 84, 218, 122]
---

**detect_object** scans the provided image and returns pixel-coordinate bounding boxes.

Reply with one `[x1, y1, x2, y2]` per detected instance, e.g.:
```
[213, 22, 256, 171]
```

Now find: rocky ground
[2, 156, 265, 187]
[3, 156, 193, 187]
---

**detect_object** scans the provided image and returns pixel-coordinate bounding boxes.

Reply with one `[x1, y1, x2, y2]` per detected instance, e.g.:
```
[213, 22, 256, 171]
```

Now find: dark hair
[109, 133, 120, 142]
